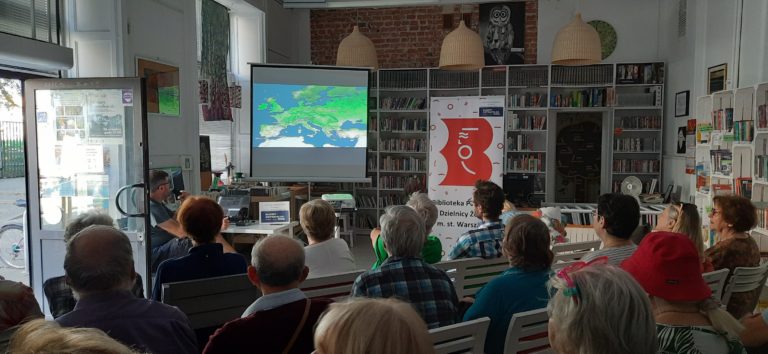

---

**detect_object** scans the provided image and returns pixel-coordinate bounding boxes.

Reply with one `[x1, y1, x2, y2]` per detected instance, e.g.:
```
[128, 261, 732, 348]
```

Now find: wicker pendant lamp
[551, 13, 601, 66]
[336, 25, 378, 70]
[439, 20, 484, 71]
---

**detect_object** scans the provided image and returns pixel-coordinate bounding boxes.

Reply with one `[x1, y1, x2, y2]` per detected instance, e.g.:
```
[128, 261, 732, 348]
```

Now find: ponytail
[700, 299, 744, 338]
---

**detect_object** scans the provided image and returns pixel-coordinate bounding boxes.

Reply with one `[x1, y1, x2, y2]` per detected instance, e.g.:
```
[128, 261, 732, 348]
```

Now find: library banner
[428, 96, 505, 255]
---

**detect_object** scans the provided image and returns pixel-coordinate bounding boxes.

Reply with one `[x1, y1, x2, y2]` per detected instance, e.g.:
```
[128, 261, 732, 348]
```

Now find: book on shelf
[758, 104, 767, 129]
[508, 68, 548, 87]
[381, 138, 426, 152]
[612, 159, 660, 173]
[379, 97, 426, 110]
[613, 137, 657, 152]
[551, 65, 613, 86]
[616, 63, 664, 85]
[712, 183, 733, 196]
[755, 202, 768, 230]
[508, 153, 545, 172]
[379, 117, 427, 132]
[616, 115, 661, 129]
[381, 156, 425, 172]
[509, 113, 547, 130]
[379, 175, 423, 190]
[735, 177, 752, 199]
[697, 123, 712, 144]
[710, 149, 733, 176]
[695, 161, 710, 193]
[550, 88, 607, 108]
[508, 134, 539, 151]
[733, 120, 754, 142]
[755, 154, 768, 181]
[712, 108, 734, 132]
[509, 92, 546, 108]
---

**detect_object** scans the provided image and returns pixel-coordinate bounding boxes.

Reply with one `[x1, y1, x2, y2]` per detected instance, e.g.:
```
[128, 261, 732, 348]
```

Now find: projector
[321, 194, 356, 210]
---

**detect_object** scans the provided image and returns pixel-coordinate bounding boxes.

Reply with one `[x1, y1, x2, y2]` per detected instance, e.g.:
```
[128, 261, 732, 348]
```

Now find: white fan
[620, 176, 643, 198]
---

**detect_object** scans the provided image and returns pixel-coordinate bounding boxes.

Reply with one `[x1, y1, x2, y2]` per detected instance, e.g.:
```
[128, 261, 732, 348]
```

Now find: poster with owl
[479, 2, 525, 65]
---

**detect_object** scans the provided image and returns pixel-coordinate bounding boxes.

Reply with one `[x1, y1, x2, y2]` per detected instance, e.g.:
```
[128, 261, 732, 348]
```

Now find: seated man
[203, 236, 332, 354]
[149, 170, 234, 272]
[43, 211, 144, 318]
[56, 225, 197, 354]
[351, 206, 458, 329]
[582, 193, 640, 265]
[447, 180, 506, 260]
[0, 280, 43, 353]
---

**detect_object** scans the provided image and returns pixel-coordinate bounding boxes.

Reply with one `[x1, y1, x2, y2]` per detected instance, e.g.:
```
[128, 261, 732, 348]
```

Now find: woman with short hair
[301, 199, 357, 278]
[313, 298, 436, 354]
[9, 319, 139, 354]
[463, 214, 552, 354]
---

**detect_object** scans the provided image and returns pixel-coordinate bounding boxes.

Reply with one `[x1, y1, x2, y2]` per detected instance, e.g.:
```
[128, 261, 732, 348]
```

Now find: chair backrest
[551, 240, 601, 263]
[504, 308, 553, 354]
[461, 257, 510, 297]
[300, 269, 365, 301]
[161, 273, 260, 330]
[721, 262, 768, 310]
[433, 258, 472, 293]
[429, 317, 491, 354]
[702, 268, 730, 300]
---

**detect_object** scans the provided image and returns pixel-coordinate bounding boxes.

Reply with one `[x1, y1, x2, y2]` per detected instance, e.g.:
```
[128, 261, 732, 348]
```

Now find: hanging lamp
[439, 20, 484, 71]
[551, 12, 601, 66]
[336, 25, 378, 70]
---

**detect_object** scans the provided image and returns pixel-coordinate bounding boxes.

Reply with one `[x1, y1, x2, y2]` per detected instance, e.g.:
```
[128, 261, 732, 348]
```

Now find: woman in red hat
[622, 232, 746, 354]
[705, 195, 761, 319]
[653, 202, 713, 272]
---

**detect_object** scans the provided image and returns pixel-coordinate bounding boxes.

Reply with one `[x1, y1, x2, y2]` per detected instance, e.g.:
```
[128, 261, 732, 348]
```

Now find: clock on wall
[588, 20, 617, 60]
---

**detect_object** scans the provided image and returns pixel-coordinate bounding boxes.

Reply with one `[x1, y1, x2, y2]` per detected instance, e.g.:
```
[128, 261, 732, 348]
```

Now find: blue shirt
[351, 256, 459, 329]
[152, 243, 248, 301]
[463, 267, 551, 354]
[57, 290, 197, 354]
[447, 220, 505, 260]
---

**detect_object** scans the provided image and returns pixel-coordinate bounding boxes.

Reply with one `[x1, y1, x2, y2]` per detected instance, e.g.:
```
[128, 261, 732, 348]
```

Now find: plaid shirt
[447, 220, 505, 260]
[43, 275, 145, 319]
[351, 257, 459, 329]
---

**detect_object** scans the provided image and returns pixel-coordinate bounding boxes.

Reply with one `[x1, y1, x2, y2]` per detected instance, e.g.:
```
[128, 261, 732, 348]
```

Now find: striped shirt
[582, 244, 637, 265]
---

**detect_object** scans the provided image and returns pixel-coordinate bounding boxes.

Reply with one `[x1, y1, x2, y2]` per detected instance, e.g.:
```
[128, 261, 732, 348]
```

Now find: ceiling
[280, 0, 522, 9]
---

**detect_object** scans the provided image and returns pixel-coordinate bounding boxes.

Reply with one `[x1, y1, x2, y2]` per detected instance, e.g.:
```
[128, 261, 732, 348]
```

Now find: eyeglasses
[710, 208, 720, 216]
[556, 256, 609, 303]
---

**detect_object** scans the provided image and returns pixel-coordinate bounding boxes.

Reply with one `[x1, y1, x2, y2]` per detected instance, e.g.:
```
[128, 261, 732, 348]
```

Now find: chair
[504, 308, 553, 354]
[161, 273, 260, 330]
[300, 269, 365, 301]
[429, 317, 491, 354]
[702, 268, 730, 300]
[721, 262, 768, 313]
[461, 257, 510, 297]
[433, 258, 472, 294]
[551, 240, 601, 263]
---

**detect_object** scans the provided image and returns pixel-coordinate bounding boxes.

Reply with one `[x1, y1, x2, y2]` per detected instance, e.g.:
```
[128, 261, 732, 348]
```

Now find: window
[0, 0, 59, 43]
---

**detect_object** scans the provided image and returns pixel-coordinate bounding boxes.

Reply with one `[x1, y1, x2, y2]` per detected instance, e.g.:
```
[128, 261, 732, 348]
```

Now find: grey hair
[250, 236, 305, 287]
[63, 211, 115, 242]
[548, 264, 657, 354]
[380, 205, 425, 258]
[406, 192, 438, 233]
[64, 225, 134, 294]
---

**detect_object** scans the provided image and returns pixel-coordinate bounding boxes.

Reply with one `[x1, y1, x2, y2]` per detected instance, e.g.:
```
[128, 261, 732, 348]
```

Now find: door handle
[116, 183, 146, 217]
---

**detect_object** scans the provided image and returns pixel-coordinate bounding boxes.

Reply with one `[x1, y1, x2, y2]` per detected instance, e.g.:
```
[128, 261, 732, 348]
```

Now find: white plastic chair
[504, 308, 553, 354]
[551, 240, 601, 263]
[300, 269, 364, 301]
[429, 317, 491, 354]
[702, 268, 730, 301]
[721, 262, 768, 313]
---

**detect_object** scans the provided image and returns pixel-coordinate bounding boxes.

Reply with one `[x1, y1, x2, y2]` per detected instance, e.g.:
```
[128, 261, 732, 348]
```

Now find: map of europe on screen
[252, 84, 367, 148]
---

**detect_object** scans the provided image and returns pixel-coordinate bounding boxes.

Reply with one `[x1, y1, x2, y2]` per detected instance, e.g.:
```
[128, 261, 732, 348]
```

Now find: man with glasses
[582, 193, 640, 265]
[148, 169, 192, 272]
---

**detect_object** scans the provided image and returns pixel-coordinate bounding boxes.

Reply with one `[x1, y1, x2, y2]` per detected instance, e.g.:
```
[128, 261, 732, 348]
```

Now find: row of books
[757, 104, 767, 129]
[508, 68, 548, 87]
[614, 137, 658, 152]
[710, 150, 733, 176]
[712, 108, 734, 131]
[754, 155, 768, 181]
[550, 88, 610, 108]
[735, 177, 752, 199]
[695, 162, 710, 193]
[509, 93, 546, 108]
[379, 175, 423, 190]
[381, 156, 425, 172]
[379, 97, 427, 110]
[355, 195, 377, 209]
[734, 120, 754, 142]
[612, 159, 661, 173]
[616, 115, 662, 129]
[507, 134, 541, 152]
[508, 114, 547, 130]
[379, 118, 427, 132]
[712, 183, 733, 196]
[355, 213, 377, 229]
[379, 195, 407, 208]
[378, 71, 427, 90]
[508, 153, 545, 172]
[754, 203, 768, 230]
[381, 138, 426, 152]
[367, 158, 377, 171]
[551, 65, 613, 86]
[430, 71, 478, 89]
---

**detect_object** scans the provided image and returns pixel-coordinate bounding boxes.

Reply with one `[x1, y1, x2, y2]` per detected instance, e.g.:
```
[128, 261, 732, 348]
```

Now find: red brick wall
[310, 1, 538, 69]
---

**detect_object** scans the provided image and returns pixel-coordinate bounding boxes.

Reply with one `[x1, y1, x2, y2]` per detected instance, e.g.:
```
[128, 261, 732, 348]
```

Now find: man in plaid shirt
[447, 180, 506, 260]
[351, 205, 458, 329]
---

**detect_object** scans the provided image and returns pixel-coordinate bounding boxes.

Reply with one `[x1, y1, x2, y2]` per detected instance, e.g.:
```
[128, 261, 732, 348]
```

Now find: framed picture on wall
[707, 63, 727, 94]
[675, 90, 689, 117]
[137, 58, 180, 116]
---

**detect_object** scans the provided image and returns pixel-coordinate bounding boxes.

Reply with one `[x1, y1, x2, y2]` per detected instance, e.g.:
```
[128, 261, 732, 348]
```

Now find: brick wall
[310, 1, 538, 69]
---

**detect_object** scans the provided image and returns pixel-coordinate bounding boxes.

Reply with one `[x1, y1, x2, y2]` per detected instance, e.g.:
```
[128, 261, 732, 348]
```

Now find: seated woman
[623, 232, 746, 354]
[705, 195, 761, 319]
[152, 196, 247, 301]
[9, 319, 138, 354]
[548, 261, 657, 354]
[463, 214, 552, 354]
[314, 298, 435, 354]
[43, 211, 144, 318]
[653, 202, 711, 272]
[301, 199, 357, 278]
[370, 193, 442, 268]
[0, 280, 43, 352]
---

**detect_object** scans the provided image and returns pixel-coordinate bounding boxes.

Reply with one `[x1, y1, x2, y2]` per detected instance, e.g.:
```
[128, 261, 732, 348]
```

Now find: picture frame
[707, 63, 727, 94]
[675, 90, 689, 117]
[136, 58, 180, 116]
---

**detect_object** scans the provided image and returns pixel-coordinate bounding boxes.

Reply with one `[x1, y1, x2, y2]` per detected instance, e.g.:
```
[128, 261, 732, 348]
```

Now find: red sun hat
[621, 231, 711, 302]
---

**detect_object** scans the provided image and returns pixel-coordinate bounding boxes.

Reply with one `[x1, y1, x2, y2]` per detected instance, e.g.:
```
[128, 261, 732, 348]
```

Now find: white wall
[537, 0, 661, 63]
[738, 0, 768, 87]
[245, 0, 311, 64]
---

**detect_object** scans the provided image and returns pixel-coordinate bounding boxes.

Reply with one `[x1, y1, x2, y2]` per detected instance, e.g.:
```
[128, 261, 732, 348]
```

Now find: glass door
[24, 78, 149, 314]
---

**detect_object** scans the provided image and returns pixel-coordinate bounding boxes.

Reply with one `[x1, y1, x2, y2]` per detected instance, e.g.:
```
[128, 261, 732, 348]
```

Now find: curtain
[200, 0, 231, 121]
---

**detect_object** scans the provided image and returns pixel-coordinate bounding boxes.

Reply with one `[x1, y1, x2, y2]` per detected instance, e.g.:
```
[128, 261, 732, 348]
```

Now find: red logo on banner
[439, 118, 493, 186]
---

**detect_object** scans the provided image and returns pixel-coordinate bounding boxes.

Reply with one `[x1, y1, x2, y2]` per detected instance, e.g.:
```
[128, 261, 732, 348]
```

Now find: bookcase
[352, 63, 666, 233]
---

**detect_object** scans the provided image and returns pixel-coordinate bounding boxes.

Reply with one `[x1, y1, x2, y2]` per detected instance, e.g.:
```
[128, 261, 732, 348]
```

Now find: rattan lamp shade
[439, 20, 484, 71]
[336, 25, 378, 70]
[551, 13, 601, 66]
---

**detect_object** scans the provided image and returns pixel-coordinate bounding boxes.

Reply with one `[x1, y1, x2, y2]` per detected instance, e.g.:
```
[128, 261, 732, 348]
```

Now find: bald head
[250, 236, 305, 287]
[64, 225, 135, 295]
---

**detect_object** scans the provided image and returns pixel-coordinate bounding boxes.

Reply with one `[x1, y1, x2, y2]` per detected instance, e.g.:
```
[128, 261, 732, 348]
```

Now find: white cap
[539, 207, 562, 222]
